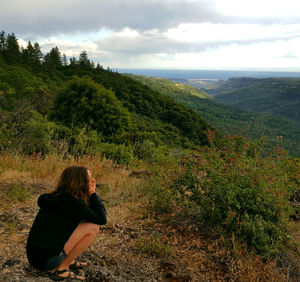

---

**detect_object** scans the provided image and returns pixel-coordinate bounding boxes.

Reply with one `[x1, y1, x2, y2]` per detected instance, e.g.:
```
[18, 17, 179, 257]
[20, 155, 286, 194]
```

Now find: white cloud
[0, 0, 219, 37]
[2, 0, 300, 70]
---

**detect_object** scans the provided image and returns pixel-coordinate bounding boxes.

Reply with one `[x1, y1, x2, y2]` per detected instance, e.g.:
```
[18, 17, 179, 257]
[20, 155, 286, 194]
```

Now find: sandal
[50, 269, 85, 281]
[69, 260, 88, 270]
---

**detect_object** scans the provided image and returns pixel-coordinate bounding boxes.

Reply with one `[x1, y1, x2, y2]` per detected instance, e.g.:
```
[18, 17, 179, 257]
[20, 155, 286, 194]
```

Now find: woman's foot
[50, 269, 85, 280]
[69, 260, 87, 269]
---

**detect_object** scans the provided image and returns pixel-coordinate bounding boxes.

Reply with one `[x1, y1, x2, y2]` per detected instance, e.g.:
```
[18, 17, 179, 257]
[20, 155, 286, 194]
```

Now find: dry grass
[0, 153, 142, 201]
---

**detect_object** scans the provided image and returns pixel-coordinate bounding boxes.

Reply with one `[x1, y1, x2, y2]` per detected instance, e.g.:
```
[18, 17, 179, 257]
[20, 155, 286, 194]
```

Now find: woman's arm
[68, 193, 107, 225]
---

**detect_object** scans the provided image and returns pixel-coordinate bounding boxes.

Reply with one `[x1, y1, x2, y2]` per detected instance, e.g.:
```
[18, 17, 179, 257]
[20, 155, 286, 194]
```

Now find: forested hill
[128, 74, 300, 157]
[0, 31, 214, 158]
[213, 77, 300, 125]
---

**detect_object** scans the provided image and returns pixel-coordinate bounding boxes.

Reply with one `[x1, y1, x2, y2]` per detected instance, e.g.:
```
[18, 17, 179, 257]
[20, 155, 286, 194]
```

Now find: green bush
[167, 137, 298, 255]
[134, 140, 171, 163]
[21, 111, 72, 155]
[100, 142, 134, 165]
[142, 167, 176, 215]
[71, 126, 102, 156]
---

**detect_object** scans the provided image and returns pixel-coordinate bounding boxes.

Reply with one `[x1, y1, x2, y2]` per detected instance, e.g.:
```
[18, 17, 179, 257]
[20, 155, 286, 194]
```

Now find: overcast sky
[1, 0, 300, 70]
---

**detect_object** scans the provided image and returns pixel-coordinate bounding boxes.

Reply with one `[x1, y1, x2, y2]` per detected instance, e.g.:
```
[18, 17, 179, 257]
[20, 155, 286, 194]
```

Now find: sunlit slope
[125, 74, 212, 100]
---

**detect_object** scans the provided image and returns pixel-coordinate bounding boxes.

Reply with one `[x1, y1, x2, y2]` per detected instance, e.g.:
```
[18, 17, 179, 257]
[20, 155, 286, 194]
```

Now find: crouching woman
[26, 166, 107, 280]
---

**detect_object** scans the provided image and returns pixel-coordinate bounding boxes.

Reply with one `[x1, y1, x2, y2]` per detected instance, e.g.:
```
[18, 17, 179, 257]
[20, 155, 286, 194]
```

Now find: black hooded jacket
[26, 192, 106, 270]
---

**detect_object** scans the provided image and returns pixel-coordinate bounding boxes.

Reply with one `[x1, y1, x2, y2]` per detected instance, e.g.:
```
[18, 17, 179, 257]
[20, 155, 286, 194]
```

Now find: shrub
[71, 126, 102, 156]
[99, 142, 134, 165]
[167, 137, 298, 255]
[20, 111, 72, 155]
[134, 140, 172, 163]
[142, 166, 176, 216]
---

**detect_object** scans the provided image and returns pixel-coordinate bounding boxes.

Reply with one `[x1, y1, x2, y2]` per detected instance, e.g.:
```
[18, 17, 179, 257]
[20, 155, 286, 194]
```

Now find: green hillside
[214, 78, 300, 124]
[125, 74, 212, 99]
[0, 32, 214, 160]
[128, 74, 300, 157]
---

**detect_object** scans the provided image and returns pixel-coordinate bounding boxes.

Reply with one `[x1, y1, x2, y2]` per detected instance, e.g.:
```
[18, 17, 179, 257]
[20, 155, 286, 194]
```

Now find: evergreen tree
[33, 42, 43, 65]
[96, 63, 103, 70]
[0, 31, 6, 57]
[69, 56, 77, 67]
[78, 50, 91, 68]
[21, 41, 34, 65]
[22, 41, 43, 68]
[5, 32, 21, 64]
[44, 46, 62, 68]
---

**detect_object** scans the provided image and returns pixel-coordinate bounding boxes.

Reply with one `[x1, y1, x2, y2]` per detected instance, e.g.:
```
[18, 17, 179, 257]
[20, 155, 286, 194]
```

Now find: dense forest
[127, 75, 300, 157]
[0, 31, 215, 163]
[213, 77, 300, 124]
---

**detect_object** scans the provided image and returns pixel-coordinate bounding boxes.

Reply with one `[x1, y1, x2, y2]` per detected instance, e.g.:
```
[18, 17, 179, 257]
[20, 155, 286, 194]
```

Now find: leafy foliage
[53, 76, 132, 140]
[170, 136, 298, 255]
[99, 142, 134, 165]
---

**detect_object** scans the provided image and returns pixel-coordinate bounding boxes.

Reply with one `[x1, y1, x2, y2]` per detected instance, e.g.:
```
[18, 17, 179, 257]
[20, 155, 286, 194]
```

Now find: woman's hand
[88, 170, 96, 195]
[89, 182, 96, 195]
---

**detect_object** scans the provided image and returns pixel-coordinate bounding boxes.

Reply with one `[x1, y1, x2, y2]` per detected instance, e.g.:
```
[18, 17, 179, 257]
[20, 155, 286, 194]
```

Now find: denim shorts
[44, 250, 66, 271]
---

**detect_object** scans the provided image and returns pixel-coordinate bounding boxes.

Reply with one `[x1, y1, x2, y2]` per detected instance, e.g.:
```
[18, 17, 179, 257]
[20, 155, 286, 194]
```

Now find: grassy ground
[0, 154, 296, 281]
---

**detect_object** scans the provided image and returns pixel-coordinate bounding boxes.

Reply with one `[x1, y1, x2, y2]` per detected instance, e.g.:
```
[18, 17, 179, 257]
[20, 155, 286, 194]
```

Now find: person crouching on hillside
[26, 166, 107, 281]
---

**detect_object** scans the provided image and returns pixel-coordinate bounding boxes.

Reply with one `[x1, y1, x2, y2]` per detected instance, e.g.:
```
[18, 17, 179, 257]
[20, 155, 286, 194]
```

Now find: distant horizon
[118, 67, 300, 72]
[117, 68, 300, 80]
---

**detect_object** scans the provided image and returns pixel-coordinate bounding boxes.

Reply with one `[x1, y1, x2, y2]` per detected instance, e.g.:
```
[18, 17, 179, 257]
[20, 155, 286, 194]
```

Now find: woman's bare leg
[52, 222, 99, 277]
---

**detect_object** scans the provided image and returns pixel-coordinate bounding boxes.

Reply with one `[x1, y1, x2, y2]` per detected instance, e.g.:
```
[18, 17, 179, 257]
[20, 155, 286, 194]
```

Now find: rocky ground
[0, 181, 299, 281]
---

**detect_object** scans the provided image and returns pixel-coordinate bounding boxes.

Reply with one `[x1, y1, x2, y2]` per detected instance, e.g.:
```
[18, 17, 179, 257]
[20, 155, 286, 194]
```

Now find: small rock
[2, 259, 21, 268]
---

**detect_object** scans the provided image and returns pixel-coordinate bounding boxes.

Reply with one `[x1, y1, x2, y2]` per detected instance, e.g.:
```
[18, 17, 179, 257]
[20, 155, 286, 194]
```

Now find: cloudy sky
[1, 0, 300, 70]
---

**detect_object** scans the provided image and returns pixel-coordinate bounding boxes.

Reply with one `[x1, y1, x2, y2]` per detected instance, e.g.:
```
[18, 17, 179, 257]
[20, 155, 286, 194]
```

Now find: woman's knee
[91, 223, 100, 236]
[80, 222, 100, 236]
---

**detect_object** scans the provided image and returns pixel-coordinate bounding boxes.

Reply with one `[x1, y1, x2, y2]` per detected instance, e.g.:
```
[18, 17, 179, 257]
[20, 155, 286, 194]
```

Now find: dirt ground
[0, 180, 298, 281]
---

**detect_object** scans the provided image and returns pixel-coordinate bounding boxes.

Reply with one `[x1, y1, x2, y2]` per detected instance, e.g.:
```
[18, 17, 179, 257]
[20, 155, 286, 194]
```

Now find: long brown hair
[52, 166, 90, 203]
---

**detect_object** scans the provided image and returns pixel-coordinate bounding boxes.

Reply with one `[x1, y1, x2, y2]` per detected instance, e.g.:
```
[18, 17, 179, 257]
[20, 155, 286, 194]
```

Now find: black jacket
[26, 192, 106, 270]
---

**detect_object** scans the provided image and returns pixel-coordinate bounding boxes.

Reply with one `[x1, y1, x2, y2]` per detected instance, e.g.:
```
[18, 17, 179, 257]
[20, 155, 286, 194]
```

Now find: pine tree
[44, 46, 62, 68]
[21, 41, 35, 65]
[33, 42, 43, 65]
[96, 63, 103, 70]
[0, 31, 6, 57]
[69, 56, 77, 67]
[78, 50, 91, 69]
[5, 32, 21, 64]
[22, 41, 43, 68]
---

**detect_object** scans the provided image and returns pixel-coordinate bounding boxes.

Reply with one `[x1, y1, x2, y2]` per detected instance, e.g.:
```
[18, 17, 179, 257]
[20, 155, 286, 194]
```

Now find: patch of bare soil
[0, 181, 294, 281]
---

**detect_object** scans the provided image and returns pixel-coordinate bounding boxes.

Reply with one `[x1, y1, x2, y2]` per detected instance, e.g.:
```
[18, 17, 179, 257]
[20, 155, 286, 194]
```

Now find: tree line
[0, 31, 101, 70]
